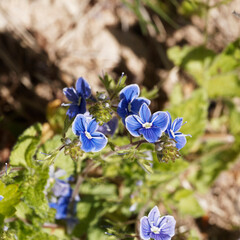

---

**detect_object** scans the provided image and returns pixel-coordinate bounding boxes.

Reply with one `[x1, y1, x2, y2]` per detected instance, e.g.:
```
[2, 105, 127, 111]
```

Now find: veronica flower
[72, 114, 108, 152]
[117, 84, 150, 124]
[140, 206, 176, 240]
[0, 195, 4, 201]
[63, 77, 91, 119]
[125, 104, 169, 143]
[165, 112, 191, 150]
[97, 116, 118, 136]
[49, 179, 80, 220]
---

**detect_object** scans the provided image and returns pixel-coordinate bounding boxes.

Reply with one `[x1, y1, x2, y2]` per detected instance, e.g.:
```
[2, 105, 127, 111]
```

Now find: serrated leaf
[0, 181, 21, 217]
[10, 123, 42, 167]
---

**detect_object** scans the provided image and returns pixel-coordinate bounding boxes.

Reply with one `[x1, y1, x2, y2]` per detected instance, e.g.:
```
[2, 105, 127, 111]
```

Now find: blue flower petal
[151, 234, 171, 240]
[139, 127, 162, 143]
[66, 104, 81, 119]
[125, 115, 143, 137]
[172, 117, 183, 132]
[119, 84, 139, 101]
[139, 103, 151, 123]
[130, 97, 151, 114]
[159, 216, 176, 237]
[165, 112, 172, 131]
[151, 111, 169, 131]
[55, 196, 70, 219]
[80, 133, 95, 152]
[140, 216, 151, 240]
[0, 195, 3, 201]
[72, 114, 87, 136]
[148, 206, 161, 224]
[97, 117, 118, 136]
[91, 132, 108, 152]
[117, 98, 128, 123]
[63, 87, 79, 103]
[52, 180, 71, 198]
[87, 119, 98, 134]
[174, 133, 187, 150]
[75, 77, 91, 98]
[78, 97, 87, 115]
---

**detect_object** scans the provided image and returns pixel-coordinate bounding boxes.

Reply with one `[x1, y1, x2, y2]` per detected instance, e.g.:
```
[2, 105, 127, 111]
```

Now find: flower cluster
[140, 206, 176, 240]
[63, 77, 190, 153]
[117, 84, 190, 149]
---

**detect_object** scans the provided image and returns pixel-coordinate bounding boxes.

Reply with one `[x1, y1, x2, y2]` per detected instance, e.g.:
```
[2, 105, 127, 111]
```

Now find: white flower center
[170, 129, 175, 138]
[151, 226, 160, 234]
[142, 122, 152, 129]
[128, 103, 132, 112]
[85, 131, 92, 139]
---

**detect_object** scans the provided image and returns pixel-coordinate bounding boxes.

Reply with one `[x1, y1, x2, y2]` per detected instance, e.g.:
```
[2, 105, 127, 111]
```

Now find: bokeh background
[0, 0, 240, 239]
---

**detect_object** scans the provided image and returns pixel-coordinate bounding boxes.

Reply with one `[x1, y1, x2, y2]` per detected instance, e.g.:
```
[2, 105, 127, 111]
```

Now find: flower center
[128, 102, 132, 112]
[170, 129, 175, 138]
[78, 96, 82, 106]
[142, 122, 152, 129]
[150, 226, 160, 234]
[85, 131, 92, 139]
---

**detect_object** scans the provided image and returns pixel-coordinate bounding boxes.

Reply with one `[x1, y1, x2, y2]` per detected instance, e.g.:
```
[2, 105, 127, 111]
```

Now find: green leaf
[37, 135, 74, 177]
[174, 189, 204, 217]
[10, 123, 42, 167]
[0, 181, 21, 218]
[168, 44, 240, 98]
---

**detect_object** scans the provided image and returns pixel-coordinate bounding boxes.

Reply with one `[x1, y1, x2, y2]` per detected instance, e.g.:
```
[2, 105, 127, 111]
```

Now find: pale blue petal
[72, 114, 87, 135]
[63, 87, 79, 103]
[75, 77, 91, 98]
[140, 216, 151, 240]
[154, 234, 171, 240]
[151, 111, 169, 131]
[148, 206, 161, 224]
[91, 132, 108, 152]
[131, 97, 151, 114]
[87, 119, 98, 134]
[159, 216, 176, 237]
[172, 117, 183, 132]
[139, 103, 151, 122]
[165, 112, 172, 131]
[119, 84, 139, 101]
[0, 195, 4, 201]
[67, 105, 81, 120]
[174, 133, 187, 150]
[80, 133, 95, 152]
[139, 127, 162, 143]
[117, 98, 128, 122]
[125, 115, 143, 137]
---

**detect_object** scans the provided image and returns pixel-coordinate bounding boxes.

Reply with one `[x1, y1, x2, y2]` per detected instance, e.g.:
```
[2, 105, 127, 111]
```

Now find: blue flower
[49, 179, 80, 220]
[140, 206, 176, 240]
[0, 195, 4, 201]
[63, 77, 91, 119]
[117, 84, 150, 124]
[165, 112, 191, 150]
[125, 103, 169, 143]
[72, 114, 108, 152]
[97, 116, 118, 136]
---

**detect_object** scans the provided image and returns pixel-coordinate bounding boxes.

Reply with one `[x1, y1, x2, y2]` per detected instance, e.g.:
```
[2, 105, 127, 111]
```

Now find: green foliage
[9, 123, 42, 167]
[0, 181, 21, 219]
[167, 43, 240, 98]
